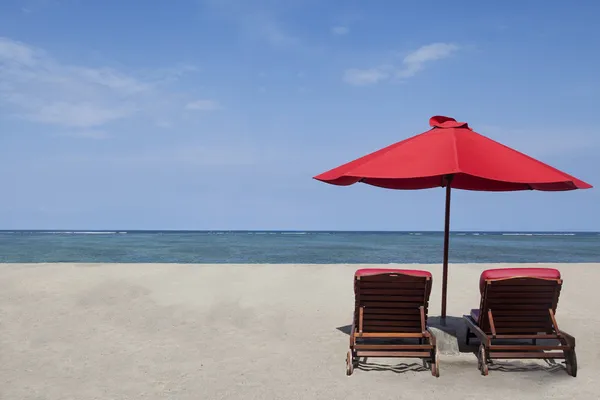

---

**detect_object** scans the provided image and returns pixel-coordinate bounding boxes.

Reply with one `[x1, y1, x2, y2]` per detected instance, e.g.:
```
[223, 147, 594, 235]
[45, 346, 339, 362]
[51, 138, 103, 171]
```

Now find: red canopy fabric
[314, 116, 592, 191]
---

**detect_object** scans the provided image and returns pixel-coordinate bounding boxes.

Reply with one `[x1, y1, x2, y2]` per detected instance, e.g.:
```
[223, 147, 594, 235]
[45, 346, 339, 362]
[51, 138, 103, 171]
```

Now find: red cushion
[355, 268, 432, 278]
[479, 267, 561, 292]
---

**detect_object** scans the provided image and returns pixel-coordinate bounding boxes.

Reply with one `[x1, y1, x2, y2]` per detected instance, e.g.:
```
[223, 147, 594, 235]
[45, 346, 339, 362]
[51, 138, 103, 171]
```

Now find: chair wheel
[346, 350, 354, 376]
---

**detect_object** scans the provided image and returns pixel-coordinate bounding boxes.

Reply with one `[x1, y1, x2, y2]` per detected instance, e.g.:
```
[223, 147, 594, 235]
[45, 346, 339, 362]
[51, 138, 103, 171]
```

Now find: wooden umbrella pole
[441, 175, 453, 320]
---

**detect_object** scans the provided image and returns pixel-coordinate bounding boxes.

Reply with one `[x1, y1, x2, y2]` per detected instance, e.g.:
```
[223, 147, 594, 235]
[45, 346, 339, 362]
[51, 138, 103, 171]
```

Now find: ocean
[0, 230, 599, 264]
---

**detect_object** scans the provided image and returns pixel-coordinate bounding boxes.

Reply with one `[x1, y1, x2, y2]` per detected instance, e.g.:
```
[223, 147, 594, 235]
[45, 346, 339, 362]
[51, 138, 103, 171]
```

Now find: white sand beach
[1, 263, 598, 399]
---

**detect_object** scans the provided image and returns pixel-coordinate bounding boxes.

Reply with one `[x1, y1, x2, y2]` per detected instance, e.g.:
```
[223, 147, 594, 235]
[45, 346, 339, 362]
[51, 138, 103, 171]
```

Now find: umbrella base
[428, 316, 461, 355]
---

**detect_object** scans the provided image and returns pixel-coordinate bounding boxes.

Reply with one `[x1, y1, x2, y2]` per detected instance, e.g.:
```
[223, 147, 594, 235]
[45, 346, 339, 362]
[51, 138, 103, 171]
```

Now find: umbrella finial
[429, 115, 469, 129]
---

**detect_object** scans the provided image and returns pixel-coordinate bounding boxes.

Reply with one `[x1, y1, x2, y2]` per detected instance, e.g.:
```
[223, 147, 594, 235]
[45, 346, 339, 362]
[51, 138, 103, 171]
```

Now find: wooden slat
[362, 326, 422, 333]
[490, 291, 556, 298]
[489, 352, 565, 359]
[487, 293, 555, 301]
[359, 289, 426, 295]
[482, 304, 553, 311]
[361, 301, 423, 308]
[489, 345, 571, 351]
[356, 332, 425, 338]
[363, 314, 420, 321]
[354, 344, 433, 350]
[487, 298, 554, 304]
[487, 296, 554, 309]
[359, 282, 427, 289]
[361, 308, 422, 315]
[494, 320, 553, 326]
[493, 316, 550, 321]
[356, 351, 431, 358]
[360, 295, 425, 302]
[493, 334, 559, 339]
[495, 328, 553, 334]
[490, 286, 558, 293]
[495, 322, 553, 327]
[363, 320, 422, 327]
[489, 311, 551, 318]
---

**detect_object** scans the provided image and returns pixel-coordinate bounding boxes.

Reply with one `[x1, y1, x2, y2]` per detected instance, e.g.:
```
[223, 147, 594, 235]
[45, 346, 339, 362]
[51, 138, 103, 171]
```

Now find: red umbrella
[314, 115, 592, 319]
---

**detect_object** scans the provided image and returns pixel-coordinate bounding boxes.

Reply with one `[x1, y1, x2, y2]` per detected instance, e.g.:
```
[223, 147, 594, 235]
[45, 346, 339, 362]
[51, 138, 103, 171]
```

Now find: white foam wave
[74, 231, 118, 234]
[38, 231, 120, 235]
[502, 233, 576, 236]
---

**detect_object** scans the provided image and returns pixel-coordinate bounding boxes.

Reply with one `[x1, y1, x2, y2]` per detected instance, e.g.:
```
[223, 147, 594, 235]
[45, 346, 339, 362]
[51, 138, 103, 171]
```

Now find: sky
[1, 0, 599, 231]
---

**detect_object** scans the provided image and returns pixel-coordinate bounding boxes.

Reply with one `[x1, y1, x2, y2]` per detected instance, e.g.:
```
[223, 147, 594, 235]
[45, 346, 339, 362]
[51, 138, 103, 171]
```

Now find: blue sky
[1, 0, 598, 231]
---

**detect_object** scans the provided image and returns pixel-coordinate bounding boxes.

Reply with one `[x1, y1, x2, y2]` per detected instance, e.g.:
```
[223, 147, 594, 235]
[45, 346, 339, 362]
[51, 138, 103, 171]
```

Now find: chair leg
[478, 344, 489, 376]
[564, 349, 577, 377]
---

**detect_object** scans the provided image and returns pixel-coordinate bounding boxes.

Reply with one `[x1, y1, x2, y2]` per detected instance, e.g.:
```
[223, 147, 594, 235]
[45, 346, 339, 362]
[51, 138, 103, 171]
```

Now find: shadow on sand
[357, 361, 429, 374]
[487, 358, 567, 374]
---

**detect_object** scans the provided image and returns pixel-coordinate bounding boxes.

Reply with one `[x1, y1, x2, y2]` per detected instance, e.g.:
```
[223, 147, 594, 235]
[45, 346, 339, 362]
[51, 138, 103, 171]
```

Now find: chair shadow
[487, 358, 567, 374]
[336, 325, 352, 335]
[357, 360, 429, 374]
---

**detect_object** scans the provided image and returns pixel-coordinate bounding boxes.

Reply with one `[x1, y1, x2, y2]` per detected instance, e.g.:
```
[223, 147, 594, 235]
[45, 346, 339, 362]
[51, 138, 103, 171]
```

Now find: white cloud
[0, 37, 37, 65]
[31, 102, 135, 127]
[0, 36, 197, 130]
[201, 1, 304, 50]
[185, 99, 221, 111]
[331, 26, 349, 36]
[258, 19, 300, 48]
[58, 143, 259, 168]
[343, 67, 390, 86]
[397, 42, 459, 78]
[343, 42, 459, 86]
[200, 0, 300, 48]
[56, 130, 110, 139]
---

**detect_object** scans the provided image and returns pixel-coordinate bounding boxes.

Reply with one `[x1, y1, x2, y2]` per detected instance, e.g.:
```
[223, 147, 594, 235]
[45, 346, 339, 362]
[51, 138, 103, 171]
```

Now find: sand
[1, 263, 598, 400]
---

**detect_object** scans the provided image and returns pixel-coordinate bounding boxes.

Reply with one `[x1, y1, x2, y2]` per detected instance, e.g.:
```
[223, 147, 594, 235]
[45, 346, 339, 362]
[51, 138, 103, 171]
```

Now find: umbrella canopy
[314, 115, 592, 318]
[315, 116, 591, 191]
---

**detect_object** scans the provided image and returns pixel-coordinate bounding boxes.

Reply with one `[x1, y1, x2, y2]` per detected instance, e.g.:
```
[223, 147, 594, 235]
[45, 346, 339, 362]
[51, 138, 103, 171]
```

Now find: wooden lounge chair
[463, 267, 577, 376]
[346, 268, 439, 377]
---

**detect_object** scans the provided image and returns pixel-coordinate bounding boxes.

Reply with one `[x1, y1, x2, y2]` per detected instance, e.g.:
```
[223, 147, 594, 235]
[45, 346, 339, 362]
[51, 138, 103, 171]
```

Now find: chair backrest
[477, 276, 562, 335]
[354, 270, 432, 333]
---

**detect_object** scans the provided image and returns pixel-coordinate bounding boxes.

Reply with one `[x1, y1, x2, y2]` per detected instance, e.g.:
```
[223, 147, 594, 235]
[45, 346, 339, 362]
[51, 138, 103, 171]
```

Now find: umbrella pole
[441, 175, 453, 320]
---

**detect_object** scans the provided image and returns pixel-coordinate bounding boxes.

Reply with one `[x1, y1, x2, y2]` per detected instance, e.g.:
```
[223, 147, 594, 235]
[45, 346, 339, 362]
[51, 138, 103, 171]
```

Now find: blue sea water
[0, 230, 599, 263]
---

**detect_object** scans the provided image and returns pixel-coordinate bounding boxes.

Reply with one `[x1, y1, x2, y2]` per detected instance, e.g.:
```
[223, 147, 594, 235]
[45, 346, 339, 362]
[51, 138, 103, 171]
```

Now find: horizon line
[1, 229, 598, 233]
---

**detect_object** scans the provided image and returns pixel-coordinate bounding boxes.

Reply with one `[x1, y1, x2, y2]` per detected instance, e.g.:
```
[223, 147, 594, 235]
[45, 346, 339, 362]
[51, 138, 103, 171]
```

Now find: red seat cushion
[355, 268, 432, 278]
[479, 267, 561, 293]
